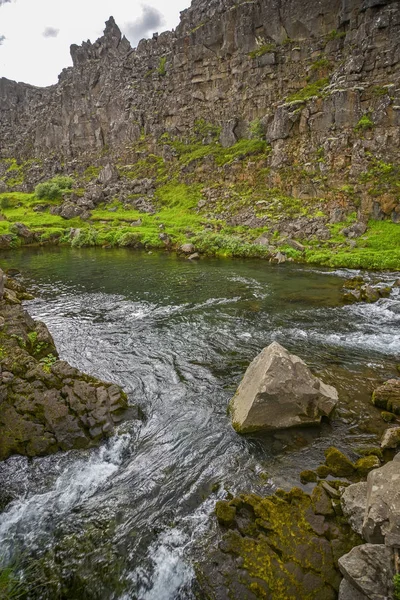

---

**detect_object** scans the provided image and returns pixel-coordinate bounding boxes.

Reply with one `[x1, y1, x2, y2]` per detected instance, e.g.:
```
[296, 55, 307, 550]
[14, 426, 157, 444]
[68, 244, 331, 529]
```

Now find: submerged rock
[0, 275, 137, 461]
[229, 342, 338, 433]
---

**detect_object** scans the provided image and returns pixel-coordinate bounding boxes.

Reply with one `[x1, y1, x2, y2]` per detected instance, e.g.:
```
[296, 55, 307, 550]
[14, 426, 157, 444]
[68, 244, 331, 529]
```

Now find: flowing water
[0, 247, 399, 599]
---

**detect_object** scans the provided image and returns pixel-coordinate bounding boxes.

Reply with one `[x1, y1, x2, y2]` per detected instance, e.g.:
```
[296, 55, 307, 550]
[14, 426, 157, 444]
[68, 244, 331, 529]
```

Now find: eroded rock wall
[0, 0, 399, 227]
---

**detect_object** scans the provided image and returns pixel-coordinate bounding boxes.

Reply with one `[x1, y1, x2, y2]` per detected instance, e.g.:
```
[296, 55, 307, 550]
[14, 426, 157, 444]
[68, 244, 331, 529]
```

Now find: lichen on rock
[197, 485, 362, 600]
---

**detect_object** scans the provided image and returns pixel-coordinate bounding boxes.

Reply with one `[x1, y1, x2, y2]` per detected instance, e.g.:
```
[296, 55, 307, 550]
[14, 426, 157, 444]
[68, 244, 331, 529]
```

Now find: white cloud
[42, 26, 59, 38]
[0, 0, 190, 87]
[124, 5, 165, 46]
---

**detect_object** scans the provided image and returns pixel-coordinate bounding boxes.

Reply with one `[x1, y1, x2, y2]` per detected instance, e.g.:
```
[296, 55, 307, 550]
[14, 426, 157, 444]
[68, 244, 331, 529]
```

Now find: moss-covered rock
[355, 455, 381, 477]
[355, 446, 383, 459]
[0, 275, 139, 461]
[197, 486, 362, 599]
[300, 469, 318, 484]
[324, 447, 355, 477]
[381, 410, 396, 423]
[373, 379, 400, 414]
[316, 465, 331, 479]
[215, 500, 236, 527]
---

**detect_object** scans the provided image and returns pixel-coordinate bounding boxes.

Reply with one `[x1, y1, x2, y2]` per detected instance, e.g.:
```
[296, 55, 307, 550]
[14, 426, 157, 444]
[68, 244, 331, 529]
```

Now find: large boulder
[341, 482, 368, 536]
[362, 452, 400, 546]
[229, 342, 338, 433]
[338, 544, 394, 600]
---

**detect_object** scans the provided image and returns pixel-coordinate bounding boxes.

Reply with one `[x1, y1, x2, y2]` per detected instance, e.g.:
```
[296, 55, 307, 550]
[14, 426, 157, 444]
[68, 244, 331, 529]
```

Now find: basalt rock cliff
[0, 0, 399, 222]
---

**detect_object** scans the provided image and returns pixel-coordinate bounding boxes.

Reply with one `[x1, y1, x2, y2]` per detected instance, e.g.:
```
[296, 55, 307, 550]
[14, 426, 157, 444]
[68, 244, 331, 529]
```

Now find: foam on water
[0, 432, 133, 561]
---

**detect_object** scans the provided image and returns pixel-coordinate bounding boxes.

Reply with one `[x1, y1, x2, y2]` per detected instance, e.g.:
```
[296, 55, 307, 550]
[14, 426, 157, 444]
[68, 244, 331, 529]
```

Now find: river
[0, 247, 399, 599]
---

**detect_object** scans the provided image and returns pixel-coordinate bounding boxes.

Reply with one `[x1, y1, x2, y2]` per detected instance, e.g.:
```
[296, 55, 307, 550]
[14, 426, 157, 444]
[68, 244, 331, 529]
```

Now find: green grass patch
[287, 78, 329, 103]
[305, 220, 400, 270]
[248, 43, 275, 59]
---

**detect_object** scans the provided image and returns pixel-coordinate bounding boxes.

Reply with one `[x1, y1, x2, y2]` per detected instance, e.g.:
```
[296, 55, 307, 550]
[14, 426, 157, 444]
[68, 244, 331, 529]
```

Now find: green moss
[316, 465, 331, 479]
[354, 456, 380, 476]
[354, 114, 374, 132]
[82, 166, 100, 182]
[287, 78, 329, 103]
[248, 43, 276, 59]
[215, 500, 236, 526]
[158, 56, 167, 76]
[355, 447, 383, 459]
[324, 447, 355, 477]
[394, 574, 400, 600]
[300, 470, 318, 484]
[325, 29, 346, 41]
[381, 411, 396, 423]
[206, 488, 362, 600]
[311, 57, 331, 71]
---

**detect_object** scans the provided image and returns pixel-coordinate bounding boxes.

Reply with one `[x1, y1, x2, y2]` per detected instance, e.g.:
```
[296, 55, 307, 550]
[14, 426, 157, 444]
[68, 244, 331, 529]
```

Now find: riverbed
[0, 247, 399, 599]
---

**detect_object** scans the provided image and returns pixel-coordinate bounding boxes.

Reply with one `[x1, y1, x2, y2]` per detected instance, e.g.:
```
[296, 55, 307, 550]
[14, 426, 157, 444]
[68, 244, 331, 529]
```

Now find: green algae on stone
[324, 447, 355, 477]
[355, 455, 381, 477]
[300, 469, 318, 484]
[198, 485, 362, 599]
[215, 500, 236, 527]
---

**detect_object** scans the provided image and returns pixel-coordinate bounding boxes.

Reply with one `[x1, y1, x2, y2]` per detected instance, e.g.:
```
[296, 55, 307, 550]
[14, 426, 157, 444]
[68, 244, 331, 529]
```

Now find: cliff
[0, 0, 398, 265]
[0, 0, 398, 158]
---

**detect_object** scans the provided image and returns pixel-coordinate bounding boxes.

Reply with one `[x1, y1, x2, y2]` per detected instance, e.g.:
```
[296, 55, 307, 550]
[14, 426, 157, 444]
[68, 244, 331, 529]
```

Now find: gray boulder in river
[229, 341, 338, 433]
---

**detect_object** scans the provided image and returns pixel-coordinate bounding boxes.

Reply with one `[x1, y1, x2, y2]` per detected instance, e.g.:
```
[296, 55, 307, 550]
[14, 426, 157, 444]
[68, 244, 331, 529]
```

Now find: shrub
[394, 574, 400, 600]
[71, 228, 99, 247]
[158, 56, 167, 76]
[249, 119, 264, 140]
[35, 176, 74, 201]
[355, 114, 374, 132]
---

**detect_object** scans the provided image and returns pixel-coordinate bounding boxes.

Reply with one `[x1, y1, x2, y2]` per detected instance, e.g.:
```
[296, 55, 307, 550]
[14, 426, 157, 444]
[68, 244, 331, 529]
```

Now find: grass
[1, 139, 399, 271]
[0, 564, 25, 599]
[287, 78, 329, 103]
[1, 184, 399, 270]
[305, 221, 400, 270]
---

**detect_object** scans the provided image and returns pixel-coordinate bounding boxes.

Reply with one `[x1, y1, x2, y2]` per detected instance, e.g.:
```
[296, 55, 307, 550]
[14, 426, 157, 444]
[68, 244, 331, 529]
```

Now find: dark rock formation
[0, 272, 135, 461]
[0, 0, 398, 223]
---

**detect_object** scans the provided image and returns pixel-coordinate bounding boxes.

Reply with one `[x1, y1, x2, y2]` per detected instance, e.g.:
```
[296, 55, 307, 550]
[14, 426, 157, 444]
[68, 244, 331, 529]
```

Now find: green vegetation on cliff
[0, 134, 398, 270]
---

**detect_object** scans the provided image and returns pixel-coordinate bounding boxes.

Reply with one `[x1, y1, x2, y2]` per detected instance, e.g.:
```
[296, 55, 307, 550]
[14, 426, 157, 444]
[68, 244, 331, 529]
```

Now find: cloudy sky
[0, 0, 190, 87]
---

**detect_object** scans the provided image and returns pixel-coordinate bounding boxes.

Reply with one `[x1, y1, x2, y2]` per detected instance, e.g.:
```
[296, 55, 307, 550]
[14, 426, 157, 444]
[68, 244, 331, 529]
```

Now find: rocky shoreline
[197, 448, 400, 599]
[0, 270, 138, 463]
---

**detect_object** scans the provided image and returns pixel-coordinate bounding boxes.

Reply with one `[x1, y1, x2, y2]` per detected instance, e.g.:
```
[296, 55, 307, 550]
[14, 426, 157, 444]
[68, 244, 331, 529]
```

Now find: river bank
[0, 250, 399, 598]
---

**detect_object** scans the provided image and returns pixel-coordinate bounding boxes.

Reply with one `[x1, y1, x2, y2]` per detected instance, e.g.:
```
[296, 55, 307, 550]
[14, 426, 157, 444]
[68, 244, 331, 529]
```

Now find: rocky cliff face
[0, 0, 399, 219]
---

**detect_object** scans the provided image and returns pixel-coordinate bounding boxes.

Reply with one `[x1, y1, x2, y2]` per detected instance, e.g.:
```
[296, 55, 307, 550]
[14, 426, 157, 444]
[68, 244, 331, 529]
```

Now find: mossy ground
[0, 137, 399, 270]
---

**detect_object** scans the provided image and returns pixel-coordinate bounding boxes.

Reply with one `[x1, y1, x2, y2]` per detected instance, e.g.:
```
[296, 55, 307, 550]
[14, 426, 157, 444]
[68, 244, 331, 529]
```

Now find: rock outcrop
[0, 271, 136, 461]
[0, 0, 399, 223]
[197, 485, 362, 599]
[229, 341, 338, 433]
[339, 454, 400, 600]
